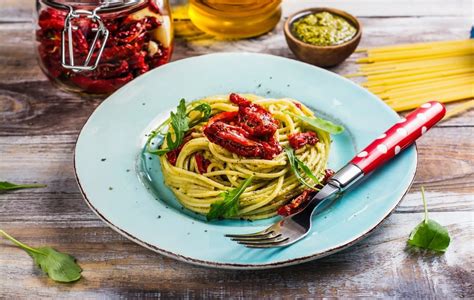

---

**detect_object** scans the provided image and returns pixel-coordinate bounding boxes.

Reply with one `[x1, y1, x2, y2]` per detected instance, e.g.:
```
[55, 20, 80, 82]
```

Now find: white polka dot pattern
[377, 144, 388, 154]
[395, 146, 401, 155]
[397, 118, 406, 124]
[396, 128, 407, 136]
[350, 101, 445, 175]
[417, 113, 427, 121]
[421, 103, 432, 108]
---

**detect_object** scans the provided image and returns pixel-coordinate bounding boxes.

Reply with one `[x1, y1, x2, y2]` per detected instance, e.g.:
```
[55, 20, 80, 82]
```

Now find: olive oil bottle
[188, 0, 282, 39]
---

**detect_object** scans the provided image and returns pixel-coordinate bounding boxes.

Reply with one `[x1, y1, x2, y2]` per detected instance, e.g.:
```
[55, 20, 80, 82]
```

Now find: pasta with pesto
[146, 93, 338, 220]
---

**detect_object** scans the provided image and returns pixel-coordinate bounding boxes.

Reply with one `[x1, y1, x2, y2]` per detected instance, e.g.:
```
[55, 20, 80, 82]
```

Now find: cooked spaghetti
[147, 93, 336, 220]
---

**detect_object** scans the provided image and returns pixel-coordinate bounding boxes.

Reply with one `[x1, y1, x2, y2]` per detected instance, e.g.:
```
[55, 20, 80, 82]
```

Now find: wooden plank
[0, 80, 102, 136]
[1, 0, 472, 22]
[0, 211, 472, 298]
[0, 1, 472, 297]
[0, 126, 472, 225]
[0, 187, 472, 225]
[0, 0, 33, 23]
[0, 23, 40, 83]
[1, 73, 471, 137]
[282, 0, 473, 17]
[169, 16, 472, 61]
[0, 15, 472, 138]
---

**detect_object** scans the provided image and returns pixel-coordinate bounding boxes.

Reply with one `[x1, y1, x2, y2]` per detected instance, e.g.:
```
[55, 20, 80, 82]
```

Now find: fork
[226, 101, 446, 248]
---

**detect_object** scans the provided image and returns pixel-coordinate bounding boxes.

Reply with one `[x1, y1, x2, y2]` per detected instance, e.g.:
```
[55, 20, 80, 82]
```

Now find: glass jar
[188, 0, 282, 39]
[35, 0, 173, 94]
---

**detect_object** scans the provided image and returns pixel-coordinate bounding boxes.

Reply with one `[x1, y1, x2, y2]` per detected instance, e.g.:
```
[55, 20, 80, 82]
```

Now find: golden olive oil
[188, 0, 282, 39]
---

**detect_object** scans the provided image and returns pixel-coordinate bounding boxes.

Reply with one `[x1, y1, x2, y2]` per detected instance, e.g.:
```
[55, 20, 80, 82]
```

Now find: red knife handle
[351, 101, 446, 174]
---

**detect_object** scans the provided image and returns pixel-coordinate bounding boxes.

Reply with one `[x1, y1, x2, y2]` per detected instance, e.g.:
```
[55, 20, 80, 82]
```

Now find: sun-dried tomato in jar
[35, 0, 173, 94]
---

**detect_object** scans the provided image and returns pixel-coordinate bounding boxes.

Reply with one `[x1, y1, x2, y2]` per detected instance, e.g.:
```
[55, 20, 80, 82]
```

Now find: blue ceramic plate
[75, 53, 416, 269]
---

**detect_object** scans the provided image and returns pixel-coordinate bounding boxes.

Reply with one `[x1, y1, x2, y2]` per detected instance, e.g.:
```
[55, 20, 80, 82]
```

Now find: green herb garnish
[207, 176, 254, 221]
[188, 103, 212, 128]
[286, 111, 344, 134]
[407, 187, 451, 252]
[0, 181, 46, 191]
[284, 147, 320, 189]
[0, 230, 82, 282]
[147, 100, 212, 155]
[162, 98, 189, 154]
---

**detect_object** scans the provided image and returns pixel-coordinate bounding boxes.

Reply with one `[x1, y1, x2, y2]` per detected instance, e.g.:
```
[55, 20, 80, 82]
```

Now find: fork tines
[225, 231, 289, 248]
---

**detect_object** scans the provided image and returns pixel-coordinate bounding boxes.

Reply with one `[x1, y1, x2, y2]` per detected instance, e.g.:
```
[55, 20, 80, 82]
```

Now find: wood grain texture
[0, 15, 472, 137]
[1, 211, 472, 298]
[1, 0, 472, 21]
[0, 0, 473, 298]
[0, 128, 472, 224]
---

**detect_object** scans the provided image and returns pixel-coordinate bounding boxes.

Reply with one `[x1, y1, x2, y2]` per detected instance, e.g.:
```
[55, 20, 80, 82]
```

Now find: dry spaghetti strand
[443, 100, 474, 120]
[348, 39, 474, 114]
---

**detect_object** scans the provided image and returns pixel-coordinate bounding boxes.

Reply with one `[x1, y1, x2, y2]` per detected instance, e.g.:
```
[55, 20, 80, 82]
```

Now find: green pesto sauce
[292, 12, 356, 46]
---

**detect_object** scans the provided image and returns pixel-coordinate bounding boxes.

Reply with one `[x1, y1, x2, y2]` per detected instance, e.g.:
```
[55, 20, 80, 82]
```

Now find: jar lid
[41, 0, 146, 12]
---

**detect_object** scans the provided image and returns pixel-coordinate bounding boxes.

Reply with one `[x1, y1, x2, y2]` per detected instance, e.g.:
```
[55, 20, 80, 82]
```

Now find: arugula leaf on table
[147, 100, 212, 155]
[207, 176, 254, 221]
[407, 187, 451, 252]
[0, 230, 82, 283]
[284, 147, 320, 190]
[285, 111, 344, 134]
[0, 181, 46, 191]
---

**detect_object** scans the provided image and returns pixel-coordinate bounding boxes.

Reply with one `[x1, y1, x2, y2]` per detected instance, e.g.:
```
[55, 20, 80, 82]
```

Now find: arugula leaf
[286, 111, 344, 134]
[284, 147, 320, 189]
[147, 101, 212, 155]
[166, 99, 189, 150]
[152, 147, 172, 156]
[188, 103, 212, 128]
[407, 187, 451, 252]
[296, 158, 320, 185]
[0, 230, 82, 282]
[207, 176, 254, 221]
[0, 181, 46, 191]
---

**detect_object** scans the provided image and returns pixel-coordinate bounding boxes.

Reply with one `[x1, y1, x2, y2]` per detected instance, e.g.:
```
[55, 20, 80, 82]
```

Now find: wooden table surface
[1, 0, 473, 298]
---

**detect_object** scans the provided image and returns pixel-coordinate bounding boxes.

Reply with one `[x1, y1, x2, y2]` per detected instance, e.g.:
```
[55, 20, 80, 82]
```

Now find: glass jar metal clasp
[61, 5, 109, 72]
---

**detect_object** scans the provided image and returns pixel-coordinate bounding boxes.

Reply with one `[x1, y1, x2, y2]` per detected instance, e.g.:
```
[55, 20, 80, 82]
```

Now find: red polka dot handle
[351, 101, 446, 174]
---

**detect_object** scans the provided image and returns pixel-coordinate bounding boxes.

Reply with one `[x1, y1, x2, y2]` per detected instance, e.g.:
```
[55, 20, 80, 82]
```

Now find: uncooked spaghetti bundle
[348, 39, 474, 115]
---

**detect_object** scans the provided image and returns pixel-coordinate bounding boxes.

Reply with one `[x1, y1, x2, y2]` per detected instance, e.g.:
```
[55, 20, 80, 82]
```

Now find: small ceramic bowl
[284, 7, 362, 67]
